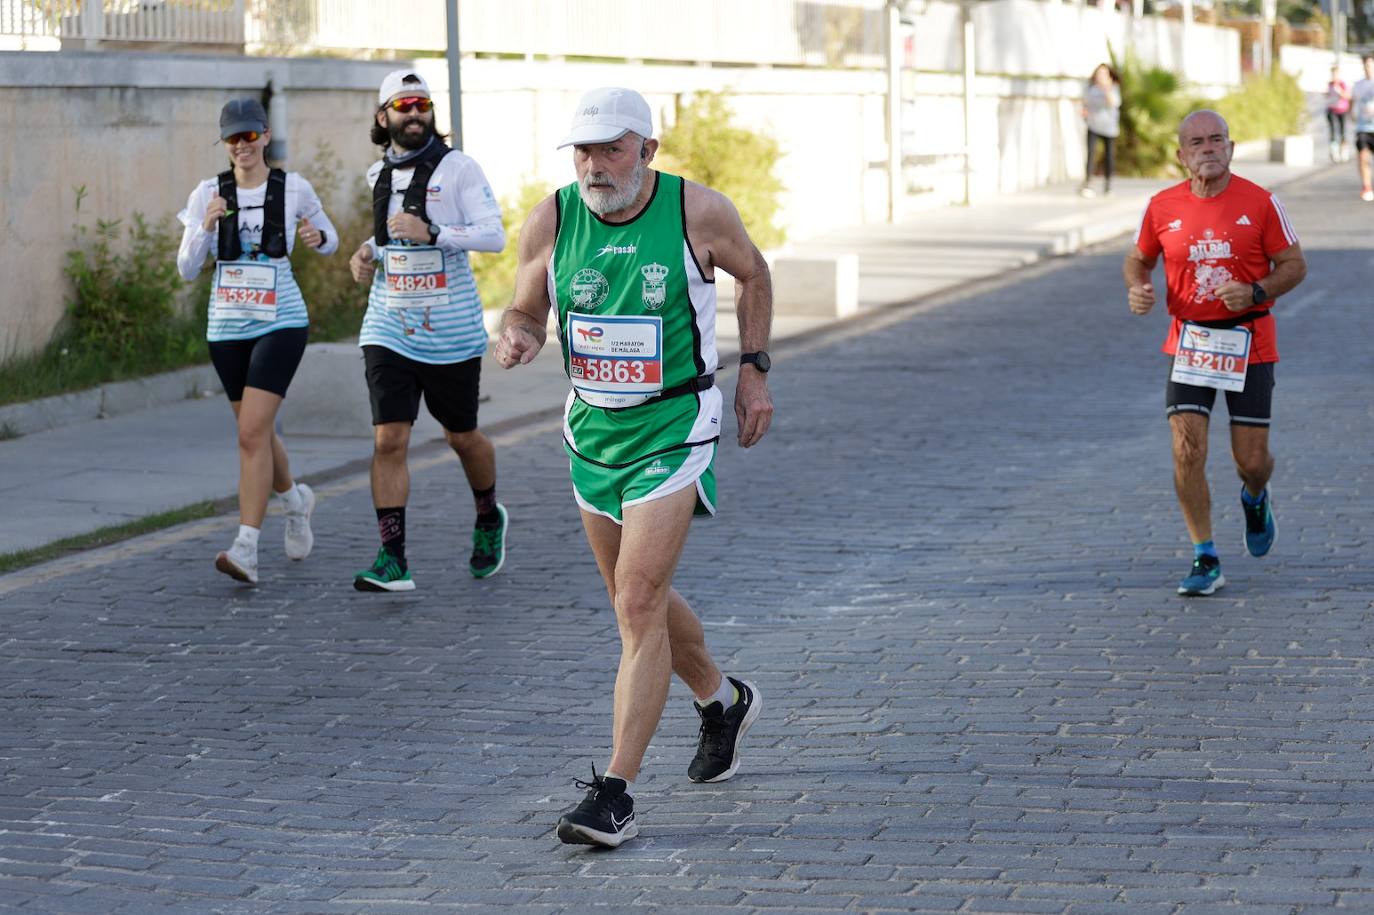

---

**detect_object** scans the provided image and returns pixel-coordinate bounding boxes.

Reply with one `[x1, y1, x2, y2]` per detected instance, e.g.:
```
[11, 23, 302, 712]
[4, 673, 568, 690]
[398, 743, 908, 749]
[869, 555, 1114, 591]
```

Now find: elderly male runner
[495, 87, 774, 848]
[1123, 110, 1306, 596]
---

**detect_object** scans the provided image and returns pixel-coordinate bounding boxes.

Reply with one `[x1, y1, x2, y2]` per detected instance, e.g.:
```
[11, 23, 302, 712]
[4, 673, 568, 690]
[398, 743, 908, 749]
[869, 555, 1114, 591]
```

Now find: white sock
[236, 525, 260, 551]
[604, 770, 632, 786]
[695, 676, 737, 709]
[276, 483, 304, 513]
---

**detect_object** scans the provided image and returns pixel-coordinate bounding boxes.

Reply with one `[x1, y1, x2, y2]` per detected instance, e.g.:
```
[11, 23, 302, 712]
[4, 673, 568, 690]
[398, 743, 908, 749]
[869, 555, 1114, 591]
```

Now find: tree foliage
[655, 92, 786, 250]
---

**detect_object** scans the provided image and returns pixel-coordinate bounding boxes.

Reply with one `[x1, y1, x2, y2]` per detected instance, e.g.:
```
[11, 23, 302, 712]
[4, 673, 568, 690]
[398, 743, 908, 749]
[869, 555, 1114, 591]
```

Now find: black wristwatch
[427, 223, 441, 245]
[739, 351, 771, 373]
[1251, 282, 1268, 305]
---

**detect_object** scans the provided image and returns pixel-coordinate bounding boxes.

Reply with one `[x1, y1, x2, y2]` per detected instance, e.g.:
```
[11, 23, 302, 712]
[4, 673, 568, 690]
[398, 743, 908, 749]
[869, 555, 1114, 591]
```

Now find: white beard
[579, 159, 647, 216]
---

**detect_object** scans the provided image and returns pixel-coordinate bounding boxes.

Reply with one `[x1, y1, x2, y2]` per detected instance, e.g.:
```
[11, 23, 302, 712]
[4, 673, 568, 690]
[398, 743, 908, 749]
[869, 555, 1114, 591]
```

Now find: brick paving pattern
[2, 168, 1372, 912]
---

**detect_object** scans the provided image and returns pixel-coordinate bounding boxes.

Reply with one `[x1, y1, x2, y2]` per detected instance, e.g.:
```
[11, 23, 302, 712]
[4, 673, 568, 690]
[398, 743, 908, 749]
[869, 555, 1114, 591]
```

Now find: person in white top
[347, 69, 508, 592]
[1079, 63, 1121, 198]
[1350, 55, 1374, 201]
[176, 97, 339, 585]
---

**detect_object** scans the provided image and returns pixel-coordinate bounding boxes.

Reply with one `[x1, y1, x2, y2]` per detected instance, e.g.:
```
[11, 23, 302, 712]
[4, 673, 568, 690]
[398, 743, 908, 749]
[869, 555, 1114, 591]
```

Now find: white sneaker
[284, 483, 315, 561]
[215, 538, 259, 584]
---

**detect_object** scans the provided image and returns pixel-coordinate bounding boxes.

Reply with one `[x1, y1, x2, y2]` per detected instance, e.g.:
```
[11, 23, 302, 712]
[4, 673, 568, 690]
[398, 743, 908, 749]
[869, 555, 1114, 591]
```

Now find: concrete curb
[0, 363, 222, 438]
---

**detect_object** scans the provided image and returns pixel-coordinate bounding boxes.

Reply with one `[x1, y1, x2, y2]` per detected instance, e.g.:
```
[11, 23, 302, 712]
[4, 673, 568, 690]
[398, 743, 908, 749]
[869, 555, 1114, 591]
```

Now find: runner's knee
[1170, 425, 1207, 467]
[444, 427, 486, 456]
[374, 424, 410, 459]
[613, 572, 670, 633]
[1233, 449, 1271, 481]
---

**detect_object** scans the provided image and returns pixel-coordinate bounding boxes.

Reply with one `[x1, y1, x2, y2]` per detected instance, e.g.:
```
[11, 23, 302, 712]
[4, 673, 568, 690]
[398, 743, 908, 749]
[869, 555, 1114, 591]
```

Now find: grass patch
[0, 500, 220, 575]
[0, 330, 208, 408]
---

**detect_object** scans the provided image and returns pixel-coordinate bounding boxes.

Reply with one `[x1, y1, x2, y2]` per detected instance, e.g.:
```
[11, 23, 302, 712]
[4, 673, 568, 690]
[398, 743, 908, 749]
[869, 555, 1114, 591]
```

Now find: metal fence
[2, 0, 888, 67]
[2, 1, 244, 44]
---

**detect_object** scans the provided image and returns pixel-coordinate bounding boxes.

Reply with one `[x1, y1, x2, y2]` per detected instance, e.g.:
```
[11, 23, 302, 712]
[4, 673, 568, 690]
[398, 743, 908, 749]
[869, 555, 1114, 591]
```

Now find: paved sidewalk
[0, 149, 1329, 557]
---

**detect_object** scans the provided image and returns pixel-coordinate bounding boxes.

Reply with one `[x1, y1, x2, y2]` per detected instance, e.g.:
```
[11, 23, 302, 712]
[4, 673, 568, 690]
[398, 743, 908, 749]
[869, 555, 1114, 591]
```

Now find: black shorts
[1165, 359, 1275, 428]
[1357, 132, 1374, 153]
[363, 345, 482, 433]
[207, 326, 309, 402]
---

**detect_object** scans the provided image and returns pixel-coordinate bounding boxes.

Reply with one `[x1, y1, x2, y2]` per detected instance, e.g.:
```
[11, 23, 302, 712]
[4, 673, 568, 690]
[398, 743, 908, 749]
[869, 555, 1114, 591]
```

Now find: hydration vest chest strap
[216, 168, 287, 261]
[372, 144, 451, 247]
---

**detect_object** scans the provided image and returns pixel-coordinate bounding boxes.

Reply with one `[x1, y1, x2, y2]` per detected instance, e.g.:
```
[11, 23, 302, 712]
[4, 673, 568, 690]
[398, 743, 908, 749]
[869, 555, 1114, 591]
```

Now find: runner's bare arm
[1122, 244, 1158, 316]
[1214, 243, 1307, 313]
[495, 194, 557, 368]
[685, 182, 774, 448]
[1257, 243, 1307, 301]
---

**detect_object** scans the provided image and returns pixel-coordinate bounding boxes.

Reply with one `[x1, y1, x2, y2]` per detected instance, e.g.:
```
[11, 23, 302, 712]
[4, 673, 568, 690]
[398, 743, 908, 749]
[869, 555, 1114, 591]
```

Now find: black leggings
[1327, 109, 1348, 144]
[1086, 130, 1116, 186]
[207, 326, 309, 402]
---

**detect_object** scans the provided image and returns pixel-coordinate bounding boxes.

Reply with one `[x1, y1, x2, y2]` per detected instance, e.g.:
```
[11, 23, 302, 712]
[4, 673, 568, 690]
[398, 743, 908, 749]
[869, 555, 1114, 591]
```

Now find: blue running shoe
[1178, 554, 1225, 596]
[1242, 486, 1276, 557]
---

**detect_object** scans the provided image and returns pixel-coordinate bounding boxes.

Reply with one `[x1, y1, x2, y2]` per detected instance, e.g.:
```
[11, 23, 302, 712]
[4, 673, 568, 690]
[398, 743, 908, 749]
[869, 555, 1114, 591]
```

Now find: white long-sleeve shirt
[177, 172, 339, 341]
[359, 148, 506, 364]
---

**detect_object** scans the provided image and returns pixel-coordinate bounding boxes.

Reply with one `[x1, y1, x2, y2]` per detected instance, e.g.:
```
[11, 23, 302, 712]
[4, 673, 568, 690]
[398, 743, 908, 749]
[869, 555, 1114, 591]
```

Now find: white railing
[245, 0, 890, 67]
[1, 0, 243, 45]
[3, 0, 889, 66]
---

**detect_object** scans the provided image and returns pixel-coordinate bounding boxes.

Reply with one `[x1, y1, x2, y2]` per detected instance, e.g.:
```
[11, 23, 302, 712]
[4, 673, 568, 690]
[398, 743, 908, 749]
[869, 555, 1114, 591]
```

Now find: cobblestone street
[3, 166, 1373, 913]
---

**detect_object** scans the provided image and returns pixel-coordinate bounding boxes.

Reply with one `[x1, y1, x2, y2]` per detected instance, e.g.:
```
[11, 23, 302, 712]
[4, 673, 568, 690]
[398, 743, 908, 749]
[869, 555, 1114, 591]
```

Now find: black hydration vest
[372, 142, 452, 246]
[217, 168, 288, 261]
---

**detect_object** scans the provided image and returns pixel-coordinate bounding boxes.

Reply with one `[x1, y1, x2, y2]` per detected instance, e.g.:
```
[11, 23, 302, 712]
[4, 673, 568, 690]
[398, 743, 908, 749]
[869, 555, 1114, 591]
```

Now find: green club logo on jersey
[571, 268, 609, 310]
[641, 263, 669, 311]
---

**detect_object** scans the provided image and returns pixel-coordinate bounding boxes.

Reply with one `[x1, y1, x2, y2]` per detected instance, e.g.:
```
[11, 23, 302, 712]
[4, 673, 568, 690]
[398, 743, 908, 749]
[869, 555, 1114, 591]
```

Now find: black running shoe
[1241, 485, 1276, 558]
[469, 503, 507, 579]
[688, 677, 762, 783]
[555, 768, 637, 848]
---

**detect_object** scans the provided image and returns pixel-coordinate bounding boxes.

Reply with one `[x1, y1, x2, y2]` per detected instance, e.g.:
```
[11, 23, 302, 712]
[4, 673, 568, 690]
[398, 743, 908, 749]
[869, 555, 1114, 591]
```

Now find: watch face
[755, 352, 771, 372]
[743, 352, 771, 372]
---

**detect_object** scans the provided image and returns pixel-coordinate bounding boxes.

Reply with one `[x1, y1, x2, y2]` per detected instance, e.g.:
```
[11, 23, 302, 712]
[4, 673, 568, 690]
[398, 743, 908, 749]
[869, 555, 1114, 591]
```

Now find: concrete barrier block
[100, 365, 221, 418]
[277, 342, 373, 437]
[1269, 135, 1313, 167]
[772, 254, 860, 318]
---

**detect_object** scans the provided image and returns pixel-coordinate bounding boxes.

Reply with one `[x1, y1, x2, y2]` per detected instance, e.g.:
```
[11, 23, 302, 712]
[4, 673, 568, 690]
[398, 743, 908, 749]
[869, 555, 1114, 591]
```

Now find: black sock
[377, 506, 406, 560]
[473, 485, 500, 526]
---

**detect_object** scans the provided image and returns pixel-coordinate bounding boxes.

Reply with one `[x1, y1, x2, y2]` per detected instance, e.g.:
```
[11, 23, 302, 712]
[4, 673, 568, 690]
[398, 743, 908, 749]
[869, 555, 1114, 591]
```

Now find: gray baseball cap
[219, 97, 268, 140]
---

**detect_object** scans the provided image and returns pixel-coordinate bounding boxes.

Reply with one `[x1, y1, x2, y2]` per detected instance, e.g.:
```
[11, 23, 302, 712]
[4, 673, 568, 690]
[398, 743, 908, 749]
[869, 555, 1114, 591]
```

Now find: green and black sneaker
[354, 547, 415, 592]
[469, 503, 508, 579]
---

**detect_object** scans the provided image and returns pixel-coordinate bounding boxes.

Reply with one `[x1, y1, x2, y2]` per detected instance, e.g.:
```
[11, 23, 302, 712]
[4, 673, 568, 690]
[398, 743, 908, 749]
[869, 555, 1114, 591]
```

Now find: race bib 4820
[383, 246, 447, 310]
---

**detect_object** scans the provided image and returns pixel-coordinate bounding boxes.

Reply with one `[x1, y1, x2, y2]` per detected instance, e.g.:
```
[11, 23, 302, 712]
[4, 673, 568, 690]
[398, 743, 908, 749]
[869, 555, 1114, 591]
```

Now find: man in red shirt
[1123, 110, 1307, 596]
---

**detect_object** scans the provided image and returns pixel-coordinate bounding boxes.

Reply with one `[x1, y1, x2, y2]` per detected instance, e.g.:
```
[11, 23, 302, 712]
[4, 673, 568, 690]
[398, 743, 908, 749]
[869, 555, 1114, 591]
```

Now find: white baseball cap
[557, 87, 653, 149]
[378, 69, 430, 106]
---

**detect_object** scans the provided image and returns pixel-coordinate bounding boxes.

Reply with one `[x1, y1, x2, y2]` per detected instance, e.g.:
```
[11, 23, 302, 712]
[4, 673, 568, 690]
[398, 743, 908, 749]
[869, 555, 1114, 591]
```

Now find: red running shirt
[1134, 175, 1299, 363]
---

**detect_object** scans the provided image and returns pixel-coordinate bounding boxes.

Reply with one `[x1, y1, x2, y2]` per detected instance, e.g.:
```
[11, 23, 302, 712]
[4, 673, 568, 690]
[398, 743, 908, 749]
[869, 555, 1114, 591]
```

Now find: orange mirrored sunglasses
[387, 96, 434, 114]
[224, 130, 261, 145]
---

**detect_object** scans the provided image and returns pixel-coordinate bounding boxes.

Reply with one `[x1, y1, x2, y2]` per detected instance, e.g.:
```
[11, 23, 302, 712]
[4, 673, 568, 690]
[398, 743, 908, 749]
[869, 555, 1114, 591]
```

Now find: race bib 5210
[1170, 322, 1251, 392]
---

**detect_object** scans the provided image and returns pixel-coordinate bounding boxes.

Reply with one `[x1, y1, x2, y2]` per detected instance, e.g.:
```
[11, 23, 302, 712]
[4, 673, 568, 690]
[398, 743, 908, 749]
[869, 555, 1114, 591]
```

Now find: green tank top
[552, 172, 717, 410]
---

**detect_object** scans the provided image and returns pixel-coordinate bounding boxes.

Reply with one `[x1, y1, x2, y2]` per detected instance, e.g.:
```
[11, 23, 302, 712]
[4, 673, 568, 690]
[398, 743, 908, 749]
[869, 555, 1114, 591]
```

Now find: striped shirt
[177, 172, 338, 343]
[359, 150, 505, 364]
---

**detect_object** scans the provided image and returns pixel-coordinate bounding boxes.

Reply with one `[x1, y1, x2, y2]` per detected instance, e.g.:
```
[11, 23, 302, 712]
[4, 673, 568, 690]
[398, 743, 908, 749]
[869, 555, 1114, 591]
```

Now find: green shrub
[471, 178, 554, 312]
[0, 186, 206, 407]
[1113, 50, 1192, 178]
[1212, 70, 1307, 143]
[1112, 49, 1308, 177]
[656, 91, 786, 250]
